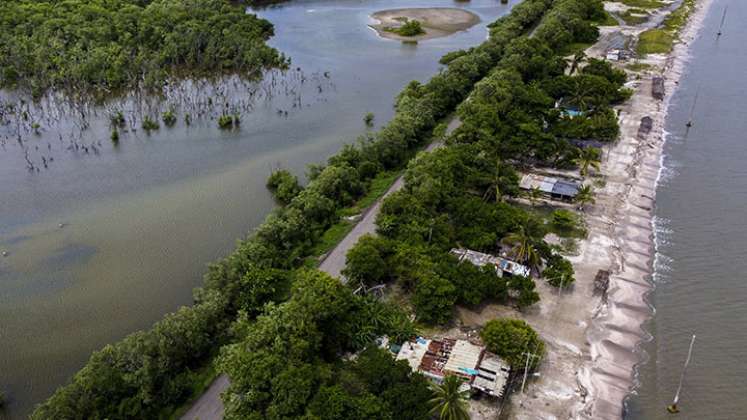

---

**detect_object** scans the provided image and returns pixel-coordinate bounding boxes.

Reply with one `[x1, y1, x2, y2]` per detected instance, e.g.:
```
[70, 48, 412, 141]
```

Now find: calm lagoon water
[0, 0, 520, 417]
[626, 1, 747, 419]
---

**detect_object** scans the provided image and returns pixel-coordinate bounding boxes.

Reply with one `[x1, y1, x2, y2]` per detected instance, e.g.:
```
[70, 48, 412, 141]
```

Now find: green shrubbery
[387, 19, 426, 37]
[0, 0, 285, 97]
[480, 318, 545, 370]
[266, 169, 302, 205]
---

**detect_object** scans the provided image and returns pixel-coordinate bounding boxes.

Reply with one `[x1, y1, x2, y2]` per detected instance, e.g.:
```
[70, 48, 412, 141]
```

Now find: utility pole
[520, 351, 540, 394]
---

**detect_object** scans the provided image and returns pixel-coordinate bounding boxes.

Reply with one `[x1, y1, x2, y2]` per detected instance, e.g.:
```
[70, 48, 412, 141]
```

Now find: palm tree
[502, 225, 542, 274]
[574, 147, 601, 177]
[482, 157, 507, 203]
[569, 50, 586, 75]
[429, 375, 470, 420]
[525, 186, 543, 206]
[575, 185, 595, 210]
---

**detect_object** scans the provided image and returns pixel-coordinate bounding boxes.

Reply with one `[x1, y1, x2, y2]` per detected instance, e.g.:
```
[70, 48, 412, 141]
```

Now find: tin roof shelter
[396, 336, 511, 398]
[519, 173, 580, 201]
[472, 353, 511, 398]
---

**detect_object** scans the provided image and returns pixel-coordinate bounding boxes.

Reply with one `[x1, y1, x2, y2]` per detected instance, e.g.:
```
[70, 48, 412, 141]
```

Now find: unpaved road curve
[181, 118, 459, 420]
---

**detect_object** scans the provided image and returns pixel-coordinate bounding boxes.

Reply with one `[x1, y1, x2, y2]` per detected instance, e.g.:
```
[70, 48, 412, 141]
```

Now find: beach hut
[652, 77, 665, 100]
[637, 116, 654, 139]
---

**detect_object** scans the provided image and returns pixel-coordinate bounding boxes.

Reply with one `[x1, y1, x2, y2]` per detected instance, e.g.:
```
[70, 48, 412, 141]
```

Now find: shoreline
[452, 1, 715, 418]
[581, 0, 715, 418]
[369, 8, 480, 41]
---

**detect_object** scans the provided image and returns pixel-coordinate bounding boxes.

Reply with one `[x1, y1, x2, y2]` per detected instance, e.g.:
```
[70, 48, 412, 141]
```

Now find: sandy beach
[455, 1, 715, 418]
[369, 8, 480, 41]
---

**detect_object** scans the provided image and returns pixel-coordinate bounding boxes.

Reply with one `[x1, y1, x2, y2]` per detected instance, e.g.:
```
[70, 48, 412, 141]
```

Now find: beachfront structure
[450, 248, 530, 278]
[396, 337, 510, 398]
[518, 173, 580, 201]
[652, 76, 665, 100]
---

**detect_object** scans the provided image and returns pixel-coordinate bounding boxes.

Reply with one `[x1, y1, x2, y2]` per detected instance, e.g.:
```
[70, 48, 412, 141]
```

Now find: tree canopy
[480, 318, 545, 370]
[0, 0, 286, 97]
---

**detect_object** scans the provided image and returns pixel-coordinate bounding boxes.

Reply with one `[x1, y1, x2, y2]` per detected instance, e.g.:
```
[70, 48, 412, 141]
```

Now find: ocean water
[0, 0, 521, 417]
[626, 1, 747, 418]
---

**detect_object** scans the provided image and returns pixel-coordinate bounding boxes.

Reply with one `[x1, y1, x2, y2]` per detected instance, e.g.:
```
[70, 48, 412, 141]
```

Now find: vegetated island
[369, 8, 480, 41]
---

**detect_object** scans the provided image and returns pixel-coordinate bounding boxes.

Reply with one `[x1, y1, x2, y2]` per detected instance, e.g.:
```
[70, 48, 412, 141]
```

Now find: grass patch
[597, 10, 619, 26]
[626, 61, 653, 72]
[637, 0, 696, 56]
[343, 170, 401, 215]
[308, 170, 402, 261]
[637, 28, 674, 54]
[158, 363, 218, 420]
[620, 0, 665, 9]
[620, 9, 649, 25]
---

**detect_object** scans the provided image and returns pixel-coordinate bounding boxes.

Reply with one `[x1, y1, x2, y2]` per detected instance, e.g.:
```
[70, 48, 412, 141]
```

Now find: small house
[519, 173, 580, 202]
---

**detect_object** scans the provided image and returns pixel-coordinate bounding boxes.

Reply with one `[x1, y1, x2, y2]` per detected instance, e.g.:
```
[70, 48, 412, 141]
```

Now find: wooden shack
[637, 116, 653, 139]
[652, 77, 665, 100]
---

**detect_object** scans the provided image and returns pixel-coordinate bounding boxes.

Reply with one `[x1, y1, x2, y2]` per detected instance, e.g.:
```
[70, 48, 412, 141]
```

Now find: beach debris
[593, 270, 610, 300]
[1, 250, 8, 257]
[667, 334, 697, 414]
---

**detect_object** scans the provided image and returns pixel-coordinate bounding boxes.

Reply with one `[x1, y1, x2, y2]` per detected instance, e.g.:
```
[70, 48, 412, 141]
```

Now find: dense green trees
[413, 276, 458, 325]
[342, 234, 392, 286]
[218, 270, 427, 419]
[480, 318, 545, 370]
[34, 0, 608, 416]
[0, 0, 285, 97]
[266, 169, 302, 205]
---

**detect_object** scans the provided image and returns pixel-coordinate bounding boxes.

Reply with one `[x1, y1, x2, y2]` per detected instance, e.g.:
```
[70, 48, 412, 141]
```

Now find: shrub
[142, 116, 159, 131]
[550, 209, 581, 234]
[364, 112, 375, 127]
[162, 110, 177, 127]
[480, 318, 545, 370]
[217, 114, 234, 129]
[389, 19, 426, 37]
[543, 254, 575, 287]
[266, 169, 302, 205]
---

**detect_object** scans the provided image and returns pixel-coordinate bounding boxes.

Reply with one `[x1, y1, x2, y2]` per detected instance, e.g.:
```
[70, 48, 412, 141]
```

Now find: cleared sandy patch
[369, 8, 480, 41]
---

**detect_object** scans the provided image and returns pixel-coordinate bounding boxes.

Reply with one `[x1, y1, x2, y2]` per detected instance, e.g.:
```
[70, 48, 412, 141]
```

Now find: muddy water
[0, 0, 519, 417]
[626, 1, 747, 419]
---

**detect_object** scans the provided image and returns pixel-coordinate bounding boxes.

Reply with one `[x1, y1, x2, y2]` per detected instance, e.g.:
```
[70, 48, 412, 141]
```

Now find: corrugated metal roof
[552, 181, 579, 197]
[443, 340, 483, 375]
[472, 353, 510, 397]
